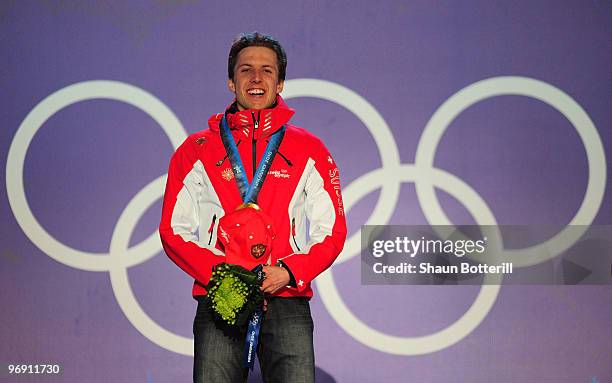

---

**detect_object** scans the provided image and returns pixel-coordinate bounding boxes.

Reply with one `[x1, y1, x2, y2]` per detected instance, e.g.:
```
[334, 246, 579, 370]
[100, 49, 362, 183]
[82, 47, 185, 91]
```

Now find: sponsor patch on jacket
[269, 169, 290, 179]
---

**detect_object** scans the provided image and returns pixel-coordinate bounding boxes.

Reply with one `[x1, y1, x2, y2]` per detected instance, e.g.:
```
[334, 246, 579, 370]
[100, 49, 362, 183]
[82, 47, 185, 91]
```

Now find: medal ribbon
[242, 265, 265, 369]
[219, 115, 285, 369]
[219, 114, 286, 204]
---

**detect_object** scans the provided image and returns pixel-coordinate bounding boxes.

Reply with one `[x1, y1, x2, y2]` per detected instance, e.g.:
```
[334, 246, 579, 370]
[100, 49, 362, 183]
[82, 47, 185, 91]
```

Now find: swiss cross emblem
[327, 156, 333, 164]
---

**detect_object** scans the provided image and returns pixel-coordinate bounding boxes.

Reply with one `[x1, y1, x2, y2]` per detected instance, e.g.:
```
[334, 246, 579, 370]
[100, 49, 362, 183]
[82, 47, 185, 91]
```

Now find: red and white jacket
[159, 96, 347, 298]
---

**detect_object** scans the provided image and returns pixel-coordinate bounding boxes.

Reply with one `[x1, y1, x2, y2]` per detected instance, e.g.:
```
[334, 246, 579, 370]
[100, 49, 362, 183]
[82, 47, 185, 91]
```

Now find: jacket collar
[208, 95, 295, 140]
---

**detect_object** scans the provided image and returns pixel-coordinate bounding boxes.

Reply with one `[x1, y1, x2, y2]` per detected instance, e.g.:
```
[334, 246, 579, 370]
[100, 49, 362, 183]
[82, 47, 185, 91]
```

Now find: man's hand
[261, 265, 290, 294]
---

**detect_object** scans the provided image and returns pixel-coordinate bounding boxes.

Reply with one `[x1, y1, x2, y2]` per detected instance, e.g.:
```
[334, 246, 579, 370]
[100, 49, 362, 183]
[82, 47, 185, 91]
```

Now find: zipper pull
[252, 111, 261, 140]
[252, 112, 259, 130]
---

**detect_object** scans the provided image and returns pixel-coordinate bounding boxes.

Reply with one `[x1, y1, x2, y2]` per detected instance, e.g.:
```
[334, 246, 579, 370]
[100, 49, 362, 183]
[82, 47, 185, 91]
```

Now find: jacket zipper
[251, 111, 260, 177]
[207, 214, 217, 245]
[291, 217, 301, 251]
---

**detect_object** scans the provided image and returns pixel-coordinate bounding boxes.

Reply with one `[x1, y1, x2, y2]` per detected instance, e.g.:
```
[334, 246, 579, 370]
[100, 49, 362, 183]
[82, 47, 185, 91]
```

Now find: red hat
[217, 204, 276, 270]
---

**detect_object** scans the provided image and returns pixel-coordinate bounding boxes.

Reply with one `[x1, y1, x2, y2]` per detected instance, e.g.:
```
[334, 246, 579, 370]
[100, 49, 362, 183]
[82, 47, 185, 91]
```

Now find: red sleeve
[158, 138, 224, 286]
[280, 140, 347, 292]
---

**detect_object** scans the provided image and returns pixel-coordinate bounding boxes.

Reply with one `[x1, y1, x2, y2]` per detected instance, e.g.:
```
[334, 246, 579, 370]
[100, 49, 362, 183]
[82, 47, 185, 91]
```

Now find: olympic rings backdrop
[1, 2, 611, 382]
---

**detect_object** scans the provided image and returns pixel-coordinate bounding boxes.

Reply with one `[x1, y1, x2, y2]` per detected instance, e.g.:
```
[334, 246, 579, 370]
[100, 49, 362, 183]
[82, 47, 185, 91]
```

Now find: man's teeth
[248, 89, 264, 95]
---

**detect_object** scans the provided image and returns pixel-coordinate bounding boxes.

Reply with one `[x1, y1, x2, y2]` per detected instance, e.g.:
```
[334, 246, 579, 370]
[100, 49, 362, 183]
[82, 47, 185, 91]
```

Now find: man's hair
[228, 32, 287, 81]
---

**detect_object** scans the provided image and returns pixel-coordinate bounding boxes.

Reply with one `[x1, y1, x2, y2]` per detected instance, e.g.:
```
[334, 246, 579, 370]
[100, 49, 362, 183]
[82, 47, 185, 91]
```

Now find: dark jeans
[193, 296, 315, 383]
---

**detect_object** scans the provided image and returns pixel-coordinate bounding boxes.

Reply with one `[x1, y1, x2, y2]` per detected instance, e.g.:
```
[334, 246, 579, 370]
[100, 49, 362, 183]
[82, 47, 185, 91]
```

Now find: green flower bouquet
[206, 263, 265, 326]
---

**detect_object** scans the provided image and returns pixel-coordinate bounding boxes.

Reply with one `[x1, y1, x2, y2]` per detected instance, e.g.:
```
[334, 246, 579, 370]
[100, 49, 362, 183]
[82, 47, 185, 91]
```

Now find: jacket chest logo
[221, 168, 234, 181]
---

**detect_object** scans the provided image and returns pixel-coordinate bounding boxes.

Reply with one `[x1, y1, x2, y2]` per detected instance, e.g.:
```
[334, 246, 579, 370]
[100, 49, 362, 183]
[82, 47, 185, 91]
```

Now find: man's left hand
[261, 265, 290, 294]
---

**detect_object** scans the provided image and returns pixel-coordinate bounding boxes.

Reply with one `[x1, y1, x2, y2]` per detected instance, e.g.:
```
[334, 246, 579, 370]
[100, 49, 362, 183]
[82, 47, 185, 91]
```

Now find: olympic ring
[314, 165, 503, 355]
[415, 76, 606, 268]
[5, 80, 193, 355]
[6, 77, 605, 358]
[6, 80, 186, 271]
[109, 175, 192, 355]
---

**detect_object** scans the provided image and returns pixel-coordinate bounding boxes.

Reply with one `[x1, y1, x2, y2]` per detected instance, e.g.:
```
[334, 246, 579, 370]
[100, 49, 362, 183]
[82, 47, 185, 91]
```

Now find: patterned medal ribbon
[219, 114, 285, 369]
[219, 114, 286, 204]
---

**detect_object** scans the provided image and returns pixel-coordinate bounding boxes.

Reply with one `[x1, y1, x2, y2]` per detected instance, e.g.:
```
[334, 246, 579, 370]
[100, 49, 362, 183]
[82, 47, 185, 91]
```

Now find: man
[159, 32, 346, 383]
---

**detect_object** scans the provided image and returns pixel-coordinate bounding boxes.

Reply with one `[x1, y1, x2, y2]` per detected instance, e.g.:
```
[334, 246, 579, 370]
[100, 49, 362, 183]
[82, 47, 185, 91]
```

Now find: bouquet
[206, 263, 264, 326]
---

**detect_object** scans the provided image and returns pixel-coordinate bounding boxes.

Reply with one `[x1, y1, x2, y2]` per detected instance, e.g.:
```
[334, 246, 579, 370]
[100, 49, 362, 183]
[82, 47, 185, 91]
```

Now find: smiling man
[159, 32, 347, 383]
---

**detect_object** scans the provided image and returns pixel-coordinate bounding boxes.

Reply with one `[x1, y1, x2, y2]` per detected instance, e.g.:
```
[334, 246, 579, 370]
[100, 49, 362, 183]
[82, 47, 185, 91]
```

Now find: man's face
[228, 46, 284, 111]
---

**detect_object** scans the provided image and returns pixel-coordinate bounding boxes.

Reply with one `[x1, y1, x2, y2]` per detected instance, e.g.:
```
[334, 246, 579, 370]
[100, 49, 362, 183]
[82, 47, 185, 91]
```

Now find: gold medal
[238, 202, 260, 211]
